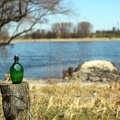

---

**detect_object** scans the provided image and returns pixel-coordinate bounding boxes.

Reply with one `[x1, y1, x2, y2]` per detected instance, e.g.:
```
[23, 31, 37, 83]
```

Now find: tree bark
[0, 41, 10, 46]
[0, 82, 30, 120]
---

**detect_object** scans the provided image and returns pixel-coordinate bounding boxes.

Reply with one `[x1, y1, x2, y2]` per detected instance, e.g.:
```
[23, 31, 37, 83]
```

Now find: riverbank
[3, 60, 119, 89]
[25, 79, 111, 90]
[12, 37, 120, 42]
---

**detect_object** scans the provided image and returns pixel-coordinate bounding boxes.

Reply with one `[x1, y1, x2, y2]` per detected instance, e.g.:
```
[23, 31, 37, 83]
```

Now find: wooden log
[0, 82, 30, 120]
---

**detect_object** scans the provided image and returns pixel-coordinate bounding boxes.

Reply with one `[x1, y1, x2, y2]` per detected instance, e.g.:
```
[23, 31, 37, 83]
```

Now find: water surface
[0, 41, 120, 80]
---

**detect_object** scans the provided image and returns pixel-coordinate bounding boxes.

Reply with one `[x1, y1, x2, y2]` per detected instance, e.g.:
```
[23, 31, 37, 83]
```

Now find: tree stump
[0, 82, 30, 120]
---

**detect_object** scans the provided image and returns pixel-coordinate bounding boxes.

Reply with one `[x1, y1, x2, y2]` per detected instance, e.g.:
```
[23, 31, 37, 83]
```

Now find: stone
[4, 73, 10, 82]
[63, 60, 120, 83]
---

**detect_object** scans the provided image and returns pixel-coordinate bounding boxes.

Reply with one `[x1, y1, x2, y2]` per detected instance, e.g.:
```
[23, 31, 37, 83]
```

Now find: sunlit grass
[0, 81, 120, 120]
[30, 81, 120, 120]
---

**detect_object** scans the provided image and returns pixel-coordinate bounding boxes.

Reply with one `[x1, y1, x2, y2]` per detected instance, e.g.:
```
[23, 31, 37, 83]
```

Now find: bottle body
[10, 55, 24, 84]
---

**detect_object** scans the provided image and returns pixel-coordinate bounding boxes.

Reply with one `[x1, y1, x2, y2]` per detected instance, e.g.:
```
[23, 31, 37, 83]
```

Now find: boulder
[63, 60, 120, 83]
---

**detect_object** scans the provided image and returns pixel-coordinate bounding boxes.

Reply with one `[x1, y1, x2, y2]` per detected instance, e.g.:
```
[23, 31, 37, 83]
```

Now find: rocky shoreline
[63, 60, 120, 83]
[4, 60, 120, 87]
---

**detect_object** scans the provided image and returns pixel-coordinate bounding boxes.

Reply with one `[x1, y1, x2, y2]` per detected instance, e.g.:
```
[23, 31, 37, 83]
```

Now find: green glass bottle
[10, 55, 24, 84]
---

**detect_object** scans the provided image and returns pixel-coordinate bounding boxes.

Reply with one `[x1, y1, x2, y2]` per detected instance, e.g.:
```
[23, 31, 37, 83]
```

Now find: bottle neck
[14, 59, 19, 63]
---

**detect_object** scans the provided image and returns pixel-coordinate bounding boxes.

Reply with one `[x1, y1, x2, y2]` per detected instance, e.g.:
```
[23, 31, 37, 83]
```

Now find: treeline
[24, 21, 93, 39]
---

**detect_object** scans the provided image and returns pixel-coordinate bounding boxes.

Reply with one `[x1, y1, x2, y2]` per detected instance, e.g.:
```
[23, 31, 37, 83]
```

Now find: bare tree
[51, 23, 61, 37]
[0, 0, 71, 45]
[60, 22, 73, 38]
[52, 22, 73, 38]
[31, 29, 46, 38]
[76, 22, 93, 38]
[0, 27, 9, 42]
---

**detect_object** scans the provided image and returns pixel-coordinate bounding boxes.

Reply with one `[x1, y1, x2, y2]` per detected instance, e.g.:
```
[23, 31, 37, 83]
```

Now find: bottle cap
[14, 55, 19, 59]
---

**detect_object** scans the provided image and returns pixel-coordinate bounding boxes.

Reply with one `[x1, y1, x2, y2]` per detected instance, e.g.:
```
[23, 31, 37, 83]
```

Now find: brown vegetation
[30, 82, 120, 120]
[24, 22, 93, 39]
[0, 81, 119, 119]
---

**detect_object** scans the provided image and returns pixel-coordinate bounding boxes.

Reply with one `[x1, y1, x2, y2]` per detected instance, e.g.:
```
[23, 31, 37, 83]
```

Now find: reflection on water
[0, 44, 14, 61]
[0, 46, 8, 61]
[0, 41, 120, 80]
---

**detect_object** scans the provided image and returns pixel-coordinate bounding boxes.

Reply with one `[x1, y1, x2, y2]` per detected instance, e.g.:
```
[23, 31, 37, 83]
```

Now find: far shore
[12, 37, 120, 42]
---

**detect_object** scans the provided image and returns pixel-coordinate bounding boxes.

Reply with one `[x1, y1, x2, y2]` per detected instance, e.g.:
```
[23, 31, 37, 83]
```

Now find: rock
[63, 60, 120, 83]
[4, 73, 10, 82]
[80, 60, 117, 71]
[63, 67, 73, 80]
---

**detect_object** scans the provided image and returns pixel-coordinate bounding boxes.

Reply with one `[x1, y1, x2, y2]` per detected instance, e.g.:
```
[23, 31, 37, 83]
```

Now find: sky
[9, 0, 120, 35]
[42, 0, 120, 32]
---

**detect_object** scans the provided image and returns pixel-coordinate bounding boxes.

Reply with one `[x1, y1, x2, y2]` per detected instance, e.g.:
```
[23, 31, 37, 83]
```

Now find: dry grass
[0, 81, 120, 120]
[30, 81, 120, 120]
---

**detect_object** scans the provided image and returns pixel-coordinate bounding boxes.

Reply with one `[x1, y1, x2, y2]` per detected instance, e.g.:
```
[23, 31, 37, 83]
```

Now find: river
[0, 41, 120, 80]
